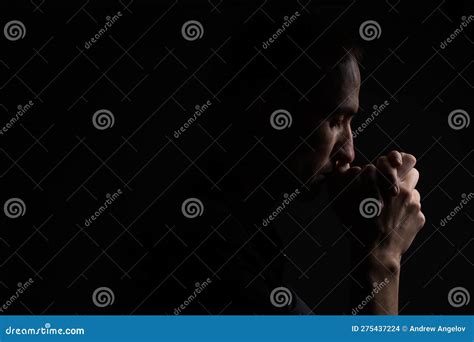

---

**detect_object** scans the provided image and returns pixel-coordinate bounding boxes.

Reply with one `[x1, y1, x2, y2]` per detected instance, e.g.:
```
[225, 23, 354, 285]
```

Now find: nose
[334, 126, 355, 167]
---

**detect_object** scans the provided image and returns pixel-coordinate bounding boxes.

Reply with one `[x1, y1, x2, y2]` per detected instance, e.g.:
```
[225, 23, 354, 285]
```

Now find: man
[154, 15, 425, 315]
[290, 52, 425, 314]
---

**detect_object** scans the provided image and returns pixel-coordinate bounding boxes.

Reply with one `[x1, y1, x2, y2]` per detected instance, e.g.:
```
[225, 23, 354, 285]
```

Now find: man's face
[291, 56, 360, 192]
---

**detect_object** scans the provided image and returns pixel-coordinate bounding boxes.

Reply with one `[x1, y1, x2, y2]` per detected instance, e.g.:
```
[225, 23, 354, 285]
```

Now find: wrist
[350, 246, 401, 315]
[367, 248, 401, 277]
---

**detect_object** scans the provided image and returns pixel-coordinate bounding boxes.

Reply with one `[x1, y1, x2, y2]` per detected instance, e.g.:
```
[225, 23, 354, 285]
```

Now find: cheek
[306, 125, 335, 169]
[312, 125, 336, 157]
[290, 123, 336, 179]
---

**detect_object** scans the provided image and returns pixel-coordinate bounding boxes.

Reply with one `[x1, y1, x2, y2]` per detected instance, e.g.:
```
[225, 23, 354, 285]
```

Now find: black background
[0, 0, 473, 314]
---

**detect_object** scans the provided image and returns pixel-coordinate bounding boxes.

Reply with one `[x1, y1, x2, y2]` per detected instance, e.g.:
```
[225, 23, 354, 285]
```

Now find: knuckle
[406, 168, 419, 180]
[407, 153, 417, 165]
[411, 201, 421, 211]
[399, 187, 411, 200]
[376, 157, 388, 168]
[363, 164, 377, 178]
[418, 212, 426, 228]
[389, 150, 402, 161]
[365, 164, 376, 171]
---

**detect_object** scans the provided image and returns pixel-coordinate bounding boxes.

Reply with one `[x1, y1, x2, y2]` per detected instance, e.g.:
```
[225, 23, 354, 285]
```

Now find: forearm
[350, 248, 401, 315]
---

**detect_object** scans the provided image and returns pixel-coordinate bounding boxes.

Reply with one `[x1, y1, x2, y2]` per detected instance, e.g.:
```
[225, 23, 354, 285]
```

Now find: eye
[330, 114, 345, 127]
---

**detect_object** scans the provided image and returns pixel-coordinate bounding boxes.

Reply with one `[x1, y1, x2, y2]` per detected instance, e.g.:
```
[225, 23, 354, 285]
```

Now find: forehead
[317, 57, 361, 114]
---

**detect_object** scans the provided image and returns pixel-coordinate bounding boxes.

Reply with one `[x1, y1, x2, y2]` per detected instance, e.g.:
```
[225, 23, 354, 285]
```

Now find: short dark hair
[205, 8, 363, 189]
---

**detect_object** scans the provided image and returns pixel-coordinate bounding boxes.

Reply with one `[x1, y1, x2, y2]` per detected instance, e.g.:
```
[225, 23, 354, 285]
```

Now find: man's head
[289, 51, 361, 192]
[208, 14, 364, 196]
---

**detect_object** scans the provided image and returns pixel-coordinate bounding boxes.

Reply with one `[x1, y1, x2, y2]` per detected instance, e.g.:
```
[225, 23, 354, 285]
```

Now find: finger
[412, 189, 421, 203]
[361, 164, 377, 179]
[334, 165, 361, 177]
[398, 153, 416, 179]
[345, 166, 362, 176]
[360, 164, 382, 200]
[418, 211, 426, 230]
[387, 150, 402, 168]
[401, 168, 419, 191]
[376, 156, 399, 196]
[337, 162, 350, 173]
[329, 166, 361, 188]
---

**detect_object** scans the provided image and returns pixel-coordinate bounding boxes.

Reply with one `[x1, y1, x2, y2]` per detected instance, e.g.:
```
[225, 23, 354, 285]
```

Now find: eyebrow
[331, 104, 358, 117]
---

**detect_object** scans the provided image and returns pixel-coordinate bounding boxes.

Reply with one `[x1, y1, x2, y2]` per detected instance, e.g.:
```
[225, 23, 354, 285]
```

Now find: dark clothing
[144, 189, 312, 314]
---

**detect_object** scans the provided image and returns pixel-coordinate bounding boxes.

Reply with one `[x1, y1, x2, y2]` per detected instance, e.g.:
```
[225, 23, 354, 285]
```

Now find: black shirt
[157, 190, 313, 315]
